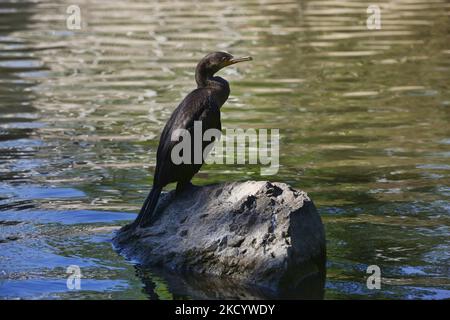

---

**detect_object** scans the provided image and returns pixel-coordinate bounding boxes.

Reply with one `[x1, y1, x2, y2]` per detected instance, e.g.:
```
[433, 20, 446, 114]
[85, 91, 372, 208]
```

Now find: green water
[0, 0, 449, 299]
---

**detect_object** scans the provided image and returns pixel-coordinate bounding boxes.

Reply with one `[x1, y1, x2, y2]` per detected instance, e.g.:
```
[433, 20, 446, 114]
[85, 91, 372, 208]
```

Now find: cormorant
[132, 52, 252, 228]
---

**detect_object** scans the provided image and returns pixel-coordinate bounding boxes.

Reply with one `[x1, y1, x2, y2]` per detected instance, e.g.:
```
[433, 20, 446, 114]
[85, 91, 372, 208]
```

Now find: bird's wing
[153, 89, 219, 181]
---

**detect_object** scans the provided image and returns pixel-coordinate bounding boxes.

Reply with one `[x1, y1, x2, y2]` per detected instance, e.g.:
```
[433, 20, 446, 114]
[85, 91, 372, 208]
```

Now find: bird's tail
[133, 185, 162, 228]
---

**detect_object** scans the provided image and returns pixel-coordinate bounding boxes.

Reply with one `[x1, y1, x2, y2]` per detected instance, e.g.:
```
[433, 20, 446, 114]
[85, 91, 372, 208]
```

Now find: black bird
[132, 52, 252, 228]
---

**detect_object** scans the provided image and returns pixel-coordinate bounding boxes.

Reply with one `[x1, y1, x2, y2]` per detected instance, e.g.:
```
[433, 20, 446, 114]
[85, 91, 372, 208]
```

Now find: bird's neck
[197, 76, 230, 106]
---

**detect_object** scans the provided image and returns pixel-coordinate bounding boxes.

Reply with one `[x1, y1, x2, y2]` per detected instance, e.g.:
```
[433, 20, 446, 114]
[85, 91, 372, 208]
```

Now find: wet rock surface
[114, 181, 326, 298]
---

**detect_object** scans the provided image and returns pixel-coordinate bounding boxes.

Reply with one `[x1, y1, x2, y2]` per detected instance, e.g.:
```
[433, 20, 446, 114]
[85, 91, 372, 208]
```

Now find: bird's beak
[227, 56, 253, 66]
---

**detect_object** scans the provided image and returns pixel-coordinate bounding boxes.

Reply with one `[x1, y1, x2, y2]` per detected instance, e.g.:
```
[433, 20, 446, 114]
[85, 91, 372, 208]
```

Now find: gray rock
[114, 181, 326, 298]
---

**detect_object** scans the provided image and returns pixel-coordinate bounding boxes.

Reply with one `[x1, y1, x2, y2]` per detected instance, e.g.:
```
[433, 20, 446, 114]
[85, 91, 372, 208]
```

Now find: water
[0, 0, 449, 299]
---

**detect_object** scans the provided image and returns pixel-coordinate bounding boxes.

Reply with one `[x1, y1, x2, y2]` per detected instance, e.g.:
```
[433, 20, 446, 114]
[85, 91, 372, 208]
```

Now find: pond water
[0, 0, 449, 299]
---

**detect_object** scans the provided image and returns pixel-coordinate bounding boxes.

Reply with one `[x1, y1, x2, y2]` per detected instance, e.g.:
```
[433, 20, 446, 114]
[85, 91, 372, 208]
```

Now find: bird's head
[195, 52, 252, 87]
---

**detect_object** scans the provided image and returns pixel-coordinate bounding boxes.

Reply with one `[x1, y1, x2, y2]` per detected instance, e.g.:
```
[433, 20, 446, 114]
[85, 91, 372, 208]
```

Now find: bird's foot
[175, 181, 194, 195]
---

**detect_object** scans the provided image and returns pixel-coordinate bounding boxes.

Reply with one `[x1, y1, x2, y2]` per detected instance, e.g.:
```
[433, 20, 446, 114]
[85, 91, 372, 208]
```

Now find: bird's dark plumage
[132, 52, 252, 228]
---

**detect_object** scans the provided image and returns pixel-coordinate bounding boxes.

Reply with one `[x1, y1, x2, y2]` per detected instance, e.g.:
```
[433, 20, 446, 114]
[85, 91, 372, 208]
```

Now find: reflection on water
[135, 265, 326, 299]
[0, 0, 449, 299]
